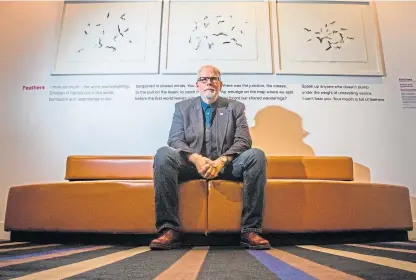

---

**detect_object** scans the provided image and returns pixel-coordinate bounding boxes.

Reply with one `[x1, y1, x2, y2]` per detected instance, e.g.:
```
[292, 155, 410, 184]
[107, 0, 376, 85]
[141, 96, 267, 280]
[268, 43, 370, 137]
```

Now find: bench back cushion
[65, 155, 353, 181]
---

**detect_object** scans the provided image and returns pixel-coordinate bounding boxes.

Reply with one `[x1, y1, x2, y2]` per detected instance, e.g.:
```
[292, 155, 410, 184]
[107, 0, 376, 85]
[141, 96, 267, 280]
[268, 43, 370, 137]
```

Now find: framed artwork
[53, 1, 162, 75]
[161, 0, 273, 74]
[273, 0, 385, 76]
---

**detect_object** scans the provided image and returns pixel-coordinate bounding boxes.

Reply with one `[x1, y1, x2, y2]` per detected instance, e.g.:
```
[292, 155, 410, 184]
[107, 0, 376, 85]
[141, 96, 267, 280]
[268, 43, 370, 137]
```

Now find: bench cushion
[266, 156, 353, 180]
[207, 180, 412, 233]
[65, 155, 353, 181]
[65, 156, 154, 180]
[4, 180, 207, 234]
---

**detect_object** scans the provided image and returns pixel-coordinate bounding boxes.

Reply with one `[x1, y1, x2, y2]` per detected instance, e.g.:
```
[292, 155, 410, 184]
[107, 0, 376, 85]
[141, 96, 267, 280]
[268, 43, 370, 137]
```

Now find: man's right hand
[188, 153, 211, 177]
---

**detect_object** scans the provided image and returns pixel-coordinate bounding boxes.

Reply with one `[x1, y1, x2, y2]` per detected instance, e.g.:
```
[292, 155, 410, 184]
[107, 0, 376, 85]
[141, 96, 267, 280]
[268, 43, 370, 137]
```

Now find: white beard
[204, 90, 216, 100]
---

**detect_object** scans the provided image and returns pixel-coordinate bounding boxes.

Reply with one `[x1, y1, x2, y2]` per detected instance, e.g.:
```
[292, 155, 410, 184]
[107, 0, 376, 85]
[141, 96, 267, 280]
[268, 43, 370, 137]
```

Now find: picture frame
[272, 0, 385, 76]
[53, 0, 163, 75]
[160, 0, 273, 74]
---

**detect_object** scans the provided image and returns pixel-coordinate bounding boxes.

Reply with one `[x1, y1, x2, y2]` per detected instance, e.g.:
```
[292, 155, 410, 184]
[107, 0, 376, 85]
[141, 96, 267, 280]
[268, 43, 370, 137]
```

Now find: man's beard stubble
[204, 89, 217, 101]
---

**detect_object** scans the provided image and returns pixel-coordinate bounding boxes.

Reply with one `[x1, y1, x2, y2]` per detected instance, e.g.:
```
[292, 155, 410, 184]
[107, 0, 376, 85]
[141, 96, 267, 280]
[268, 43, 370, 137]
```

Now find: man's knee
[154, 146, 180, 167]
[246, 148, 266, 165]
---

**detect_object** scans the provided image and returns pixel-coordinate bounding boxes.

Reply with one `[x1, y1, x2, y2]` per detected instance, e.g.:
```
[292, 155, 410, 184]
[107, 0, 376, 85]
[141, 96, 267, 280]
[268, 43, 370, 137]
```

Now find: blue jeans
[153, 146, 267, 234]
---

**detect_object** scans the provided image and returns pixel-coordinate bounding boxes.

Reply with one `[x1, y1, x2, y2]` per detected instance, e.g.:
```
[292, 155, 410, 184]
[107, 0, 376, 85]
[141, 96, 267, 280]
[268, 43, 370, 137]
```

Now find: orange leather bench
[4, 155, 413, 235]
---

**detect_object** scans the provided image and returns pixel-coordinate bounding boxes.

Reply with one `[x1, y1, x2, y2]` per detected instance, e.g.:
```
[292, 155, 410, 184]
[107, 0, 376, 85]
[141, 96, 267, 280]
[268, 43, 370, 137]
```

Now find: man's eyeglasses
[197, 76, 221, 83]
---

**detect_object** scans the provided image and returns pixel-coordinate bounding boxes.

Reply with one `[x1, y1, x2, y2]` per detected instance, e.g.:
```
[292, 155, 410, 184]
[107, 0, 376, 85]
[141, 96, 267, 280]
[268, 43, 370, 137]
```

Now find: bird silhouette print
[188, 14, 248, 51]
[304, 21, 355, 51]
[76, 11, 133, 54]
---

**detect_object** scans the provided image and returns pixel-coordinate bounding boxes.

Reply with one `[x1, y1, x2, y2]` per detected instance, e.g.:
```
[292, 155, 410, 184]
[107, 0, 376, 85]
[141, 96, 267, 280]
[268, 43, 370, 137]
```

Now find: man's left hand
[204, 158, 225, 179]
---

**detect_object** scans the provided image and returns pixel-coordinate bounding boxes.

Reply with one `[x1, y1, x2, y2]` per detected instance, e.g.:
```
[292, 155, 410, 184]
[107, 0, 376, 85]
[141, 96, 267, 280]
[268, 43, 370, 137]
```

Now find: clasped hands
[189, 154, 226, 180]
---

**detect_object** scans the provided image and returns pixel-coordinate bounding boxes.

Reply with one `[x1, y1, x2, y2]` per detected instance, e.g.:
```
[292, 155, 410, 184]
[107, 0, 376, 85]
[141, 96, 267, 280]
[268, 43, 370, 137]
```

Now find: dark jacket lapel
[216, 97, 230, 152]
[190, 97, 204, 151]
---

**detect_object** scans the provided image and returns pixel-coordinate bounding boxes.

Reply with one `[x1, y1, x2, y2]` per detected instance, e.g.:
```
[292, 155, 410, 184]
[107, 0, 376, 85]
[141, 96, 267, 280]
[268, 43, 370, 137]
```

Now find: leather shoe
[240, 232, 271, 250]
[149, 229, 181, 250]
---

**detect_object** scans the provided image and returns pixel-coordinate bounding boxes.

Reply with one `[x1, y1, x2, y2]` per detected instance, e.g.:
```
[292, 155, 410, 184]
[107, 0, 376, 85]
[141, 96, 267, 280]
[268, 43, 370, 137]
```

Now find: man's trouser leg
[219, 148, 267, 233]
[153, 146, 201, 232]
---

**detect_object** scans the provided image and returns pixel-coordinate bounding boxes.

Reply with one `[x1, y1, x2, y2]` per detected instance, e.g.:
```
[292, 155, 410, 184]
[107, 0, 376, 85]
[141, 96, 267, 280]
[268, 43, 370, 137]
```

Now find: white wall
[1, 0, 415, 240]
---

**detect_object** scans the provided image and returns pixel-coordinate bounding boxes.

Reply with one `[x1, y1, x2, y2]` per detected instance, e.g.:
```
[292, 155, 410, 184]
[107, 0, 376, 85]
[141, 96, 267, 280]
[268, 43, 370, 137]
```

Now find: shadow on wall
[249, 105, 371, 182]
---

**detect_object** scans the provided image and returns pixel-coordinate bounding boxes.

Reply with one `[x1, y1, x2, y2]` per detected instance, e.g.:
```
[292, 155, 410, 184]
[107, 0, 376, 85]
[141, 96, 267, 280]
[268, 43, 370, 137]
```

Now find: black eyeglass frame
[197, 76, 221, 83]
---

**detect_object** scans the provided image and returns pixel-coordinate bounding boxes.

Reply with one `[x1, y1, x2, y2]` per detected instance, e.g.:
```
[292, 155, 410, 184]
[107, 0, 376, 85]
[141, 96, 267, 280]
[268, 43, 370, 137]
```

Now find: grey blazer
[167, 96, 252, 157]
